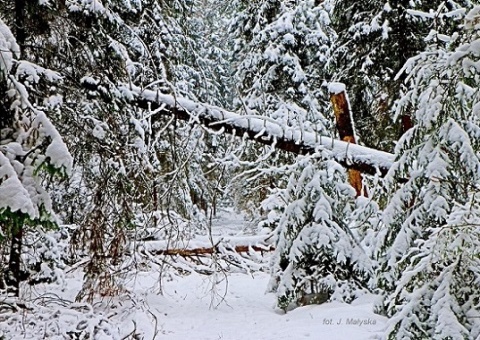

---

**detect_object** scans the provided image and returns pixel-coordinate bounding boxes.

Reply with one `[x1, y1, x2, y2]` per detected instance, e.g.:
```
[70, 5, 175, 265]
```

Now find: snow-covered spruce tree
[6, 0, 168, 300]
[376, 6, 480, 338]
[331, 0, 469, 151]
[229, 0, 336, 218]
[264, 154, 374, 311]
[0, 18, 72, 296]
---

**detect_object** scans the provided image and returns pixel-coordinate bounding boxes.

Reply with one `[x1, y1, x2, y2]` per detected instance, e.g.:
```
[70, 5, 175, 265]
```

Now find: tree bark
[5, 221, 23, 296]
[401, 114, 413, 134]
[15, 0, 26, 50]
[329, 84, 364, 196]
[4, 0, 28, 298]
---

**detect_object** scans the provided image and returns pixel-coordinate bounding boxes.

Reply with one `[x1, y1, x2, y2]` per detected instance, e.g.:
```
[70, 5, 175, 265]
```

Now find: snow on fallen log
[138, 234, 275, 257]
[82, 79, 395, 176]
[137, 233, 274, 274]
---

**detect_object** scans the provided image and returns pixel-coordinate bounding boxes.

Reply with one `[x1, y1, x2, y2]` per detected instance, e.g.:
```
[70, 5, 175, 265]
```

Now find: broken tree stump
[329, 82, 365, 197]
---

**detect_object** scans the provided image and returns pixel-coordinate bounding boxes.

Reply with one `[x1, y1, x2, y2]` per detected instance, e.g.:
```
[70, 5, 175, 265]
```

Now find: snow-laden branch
[83, 79, 395, 176]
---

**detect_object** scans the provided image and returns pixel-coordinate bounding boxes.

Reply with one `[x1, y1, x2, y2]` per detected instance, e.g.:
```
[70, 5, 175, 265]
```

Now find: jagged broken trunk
[329, 83, 364, 196]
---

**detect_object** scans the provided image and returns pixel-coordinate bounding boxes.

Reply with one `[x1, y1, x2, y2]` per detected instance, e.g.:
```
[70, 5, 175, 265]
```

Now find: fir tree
[0, 0, 231, 299]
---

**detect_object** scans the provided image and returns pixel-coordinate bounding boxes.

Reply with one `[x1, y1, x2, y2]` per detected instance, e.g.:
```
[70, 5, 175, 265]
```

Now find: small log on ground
[138, 233, 276, 258]
[151, 244, 275, 257]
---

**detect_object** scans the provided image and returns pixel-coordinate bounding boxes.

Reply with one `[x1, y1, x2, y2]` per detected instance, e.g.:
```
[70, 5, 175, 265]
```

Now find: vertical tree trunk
[15, 0, 26, 50]
[401, 114, 413, 134]
[329, 83, 364, 197]
[6, 221, 23, 296]
[4, 0, 28, 297]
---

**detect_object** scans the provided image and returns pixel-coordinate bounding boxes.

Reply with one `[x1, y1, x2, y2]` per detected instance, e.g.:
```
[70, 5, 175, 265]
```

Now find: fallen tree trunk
[82, 79, 394, 176]
[150, 244, 275, 257]
[138, 234, 275, 257]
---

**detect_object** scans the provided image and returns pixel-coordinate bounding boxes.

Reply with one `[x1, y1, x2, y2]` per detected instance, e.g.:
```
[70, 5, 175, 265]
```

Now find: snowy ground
[126, 271, 387, 340]
[0, 209, 387, 339]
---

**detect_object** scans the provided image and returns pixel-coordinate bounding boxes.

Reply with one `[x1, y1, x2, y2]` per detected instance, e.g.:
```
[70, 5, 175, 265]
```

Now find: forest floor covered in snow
[0, 209, 387, 339]
[127, 271, 387, 340]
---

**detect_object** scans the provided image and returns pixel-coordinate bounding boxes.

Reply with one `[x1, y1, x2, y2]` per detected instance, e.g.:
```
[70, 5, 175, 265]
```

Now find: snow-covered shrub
[266, 154, 373, 311]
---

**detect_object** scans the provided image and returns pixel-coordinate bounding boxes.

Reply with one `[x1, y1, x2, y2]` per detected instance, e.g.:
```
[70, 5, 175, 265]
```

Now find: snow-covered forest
[2, 0, 480, 338]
